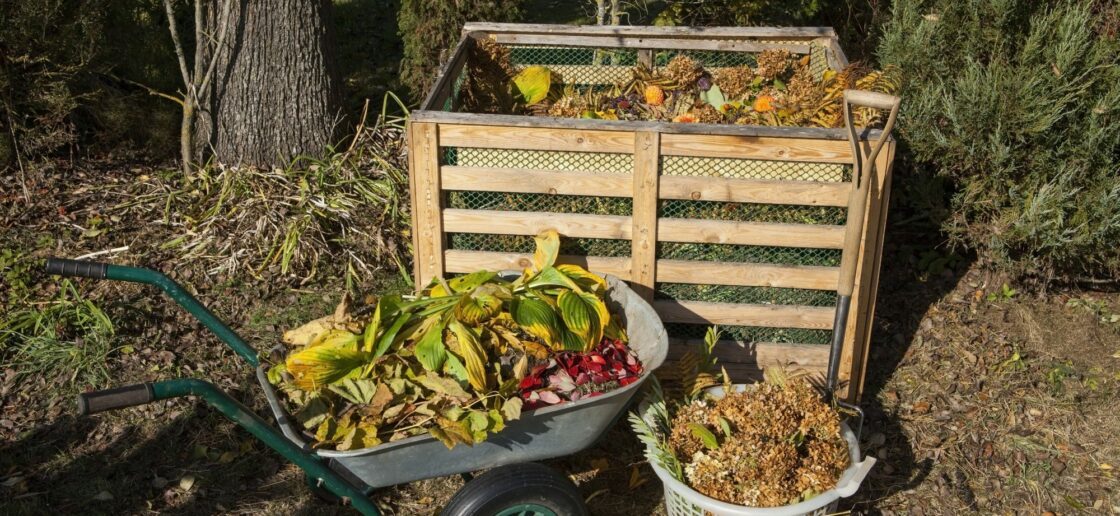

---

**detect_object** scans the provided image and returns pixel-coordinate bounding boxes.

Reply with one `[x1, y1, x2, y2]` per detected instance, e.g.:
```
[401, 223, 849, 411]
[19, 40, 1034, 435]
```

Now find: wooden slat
[444, 250, 630, 278]
[413, 111, 886, 142]
[658, 218, 845, 249]
[420, 32, 472, 111]
[439, 124, 634, 154]
[440, 166, 632, 197]
[656, 260, 839, 290]
[492, 33, 810, 54]
[654, 300, 835, 329]
[408, 122, 445, 287]
[463, 22, 837, 40]
[661, 133, 854, 163]
[666, 339, 829, 369]
[659, 175, 849, 206]
[631, 131, 660, 301]
[442, 209, 632, 240]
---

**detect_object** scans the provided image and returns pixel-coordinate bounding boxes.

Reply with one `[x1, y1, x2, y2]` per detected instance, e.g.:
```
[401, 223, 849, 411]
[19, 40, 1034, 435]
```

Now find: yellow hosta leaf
[449, 320, 490, 392]
[556, 264, 607, 293]
[557, 290, 606, 350]
[511, 297, 560, 347]
[361, 301, 382, 353]
[285, 336, 369, 390]
[430, 270, 497, 297]
[513, 66, 552, 105]
[532, 230, 560, 272]
[454, 293, 502, 325]
[283, 316, 347, 346]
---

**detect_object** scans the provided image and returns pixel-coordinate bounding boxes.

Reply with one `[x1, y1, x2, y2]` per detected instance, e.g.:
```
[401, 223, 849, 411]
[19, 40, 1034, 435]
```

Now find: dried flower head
[664, 55, 704, 87]
[755, 49, 793, 81]
[714, 66, 754, 99]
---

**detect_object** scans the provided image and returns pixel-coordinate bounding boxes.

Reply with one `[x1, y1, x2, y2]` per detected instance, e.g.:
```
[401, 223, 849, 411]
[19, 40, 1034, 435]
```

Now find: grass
[0, 280, 117, 389]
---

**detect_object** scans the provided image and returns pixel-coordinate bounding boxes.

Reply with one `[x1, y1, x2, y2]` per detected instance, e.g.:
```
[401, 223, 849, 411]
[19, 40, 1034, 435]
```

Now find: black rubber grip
[78, 383, 155, 415]
[45, 258, 108, 279]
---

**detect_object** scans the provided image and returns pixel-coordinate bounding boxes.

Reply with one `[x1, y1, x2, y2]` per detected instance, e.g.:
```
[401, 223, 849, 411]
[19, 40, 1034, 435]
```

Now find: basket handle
[834, 456, 877, 497]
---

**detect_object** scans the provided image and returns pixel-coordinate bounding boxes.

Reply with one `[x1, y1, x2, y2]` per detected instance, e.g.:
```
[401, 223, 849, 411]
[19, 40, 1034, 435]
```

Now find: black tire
[441, 463, 589, 516]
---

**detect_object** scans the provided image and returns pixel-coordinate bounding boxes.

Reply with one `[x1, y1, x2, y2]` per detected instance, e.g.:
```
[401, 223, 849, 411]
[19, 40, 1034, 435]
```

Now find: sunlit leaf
[375, 311, 412, 358]
[361, 301, 383, 353]
[555, 264, 607, 293]
[285, 336, 369, 390]
[511, 297, 560, 347]
[513, 66, 552, 105]
[414, 320, 448, 372]
[454, 293, 502, 325]
[449, 320, 490, 392]
[688, 423, 719, 450]
[525, 266, 582, 291]
[416, 372, 472, 400]
[558, 291, 608, 350]
[501, 397, 523, 421]
[532, 230, 560, 271]
[431, 271, 498, 297]
[328, 378, 378, 404]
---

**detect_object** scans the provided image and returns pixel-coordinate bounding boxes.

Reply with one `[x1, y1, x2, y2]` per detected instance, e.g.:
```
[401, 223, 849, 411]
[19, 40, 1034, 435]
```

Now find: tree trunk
[195, 0, 339, 168]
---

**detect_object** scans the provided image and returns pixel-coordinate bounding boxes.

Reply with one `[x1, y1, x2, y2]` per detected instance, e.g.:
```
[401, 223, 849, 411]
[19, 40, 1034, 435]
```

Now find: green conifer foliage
[397, 0, 523, 102]
[879, 0, 1120, 283]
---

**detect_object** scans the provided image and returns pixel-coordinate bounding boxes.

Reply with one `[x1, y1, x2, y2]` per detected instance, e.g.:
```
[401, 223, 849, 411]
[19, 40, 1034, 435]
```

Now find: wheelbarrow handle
[44, 257, 260, 367]
[45, 258, 109, 279]
[78, 379, 381, 515]
[78, 383, 155, 415]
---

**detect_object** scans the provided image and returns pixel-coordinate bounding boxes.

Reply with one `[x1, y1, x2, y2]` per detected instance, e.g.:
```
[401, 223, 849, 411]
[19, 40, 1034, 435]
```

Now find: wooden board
[654, 300, 835, 330]
[659, 175, 849, 206]
[661, 133, 855, 163]
[439, 124, 634, 154]
[442, 209, 633, 240]
[444, 250, 631, 278]
[658, 218, 845, 249]
[441, 166, 632, 197]
[492, 33, 811, 54]
[656, 260, 839, 290]
[463, 22, 837, 40]
[665, 339, 829, 369]
[408, 122, 445, 288]
[631, 131, 660, 301]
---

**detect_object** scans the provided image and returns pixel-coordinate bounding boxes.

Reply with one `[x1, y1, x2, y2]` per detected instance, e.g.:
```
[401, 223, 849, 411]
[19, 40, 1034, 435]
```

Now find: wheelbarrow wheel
[442, 463, 588, 516]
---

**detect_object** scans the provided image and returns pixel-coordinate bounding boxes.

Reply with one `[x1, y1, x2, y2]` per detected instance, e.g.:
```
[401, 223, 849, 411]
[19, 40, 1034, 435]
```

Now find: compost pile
[633, 335, 848, 508]
[268, 230, 643, 451]
[462, 39, 900, 128]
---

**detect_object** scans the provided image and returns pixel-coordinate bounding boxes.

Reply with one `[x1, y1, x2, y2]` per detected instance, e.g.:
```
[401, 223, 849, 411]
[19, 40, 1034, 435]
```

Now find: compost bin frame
[406, 23, 895, 402]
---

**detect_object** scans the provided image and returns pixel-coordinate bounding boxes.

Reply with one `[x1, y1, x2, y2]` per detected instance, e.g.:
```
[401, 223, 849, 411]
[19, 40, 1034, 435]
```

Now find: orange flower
[672, 113, 698, 123]
[753, 95, 775, 113]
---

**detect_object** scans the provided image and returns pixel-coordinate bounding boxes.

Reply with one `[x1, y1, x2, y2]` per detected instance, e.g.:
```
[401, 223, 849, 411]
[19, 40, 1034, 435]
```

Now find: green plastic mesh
[660, 156, 851, 182]
[656, 283, 836, 306]
[665, 323, 832, 345]
[448, 191, 632, 215]
[443, 147, 632, 173]
[657, 242, 841, 266]
[447, 233, 632, 257]
[660, 199, 844, 225]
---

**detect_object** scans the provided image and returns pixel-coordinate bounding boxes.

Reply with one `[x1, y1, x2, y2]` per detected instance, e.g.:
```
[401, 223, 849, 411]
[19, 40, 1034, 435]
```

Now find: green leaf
[557, 290, 608, 351]
[513, 66, 552, 105]
[688, 423, 719, 450]
[361, 300, 383, 353]
[285, 336, 369, 390]
[442, 352, 470, 386]
[328, 378, 378, 404]
[488, 409, 506, 433]
[375, 311, 412, 358]
[510, 297, 560, 347]
[454, 292, 502, 325]
[558, 329, 586, 352]
[501, 397, 523, 421]
[532, 230, 560, 271]
[700, 84, 728, 111]
[414, 319, 448, 372]
[717, 416, 732, 437]
[525, 266, 582, 291]
[415, 372, 472, 400]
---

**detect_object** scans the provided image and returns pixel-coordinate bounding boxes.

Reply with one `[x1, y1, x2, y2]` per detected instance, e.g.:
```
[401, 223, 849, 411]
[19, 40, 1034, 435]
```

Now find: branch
[163, 0, 193, 89]
[196, 0, 233, 98]
[106, 73, 185, 106]
[192, 0, 203, 87]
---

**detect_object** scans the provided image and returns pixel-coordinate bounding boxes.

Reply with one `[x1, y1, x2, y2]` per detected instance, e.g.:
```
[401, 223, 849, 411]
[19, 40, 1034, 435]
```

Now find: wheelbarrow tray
[258, 275, 668, 490]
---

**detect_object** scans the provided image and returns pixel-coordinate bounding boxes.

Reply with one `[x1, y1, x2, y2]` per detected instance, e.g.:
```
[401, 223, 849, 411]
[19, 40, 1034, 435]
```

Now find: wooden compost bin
[406, 23, 896, 402]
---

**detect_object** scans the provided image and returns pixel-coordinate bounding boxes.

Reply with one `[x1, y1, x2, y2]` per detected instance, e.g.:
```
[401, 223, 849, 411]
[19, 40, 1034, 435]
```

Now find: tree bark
[195, 0, 340, 168]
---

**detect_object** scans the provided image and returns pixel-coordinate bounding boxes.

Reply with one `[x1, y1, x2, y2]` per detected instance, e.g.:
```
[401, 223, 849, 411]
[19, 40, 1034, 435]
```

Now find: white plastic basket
[643, 385, 876, 516]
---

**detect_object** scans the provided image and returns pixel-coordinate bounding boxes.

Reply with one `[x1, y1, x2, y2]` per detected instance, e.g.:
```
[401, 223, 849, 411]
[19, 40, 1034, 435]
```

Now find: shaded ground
[2, 161, 1118, 515]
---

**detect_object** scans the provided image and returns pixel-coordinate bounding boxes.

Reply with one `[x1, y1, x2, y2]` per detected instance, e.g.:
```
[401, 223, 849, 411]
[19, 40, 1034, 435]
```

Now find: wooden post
[631, 131, 660, 301]
[408, 122, 445, 289]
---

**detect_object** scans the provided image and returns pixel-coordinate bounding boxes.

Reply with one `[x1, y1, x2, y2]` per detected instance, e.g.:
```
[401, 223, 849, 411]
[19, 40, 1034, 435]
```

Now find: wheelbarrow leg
[78, 379, 381, 516]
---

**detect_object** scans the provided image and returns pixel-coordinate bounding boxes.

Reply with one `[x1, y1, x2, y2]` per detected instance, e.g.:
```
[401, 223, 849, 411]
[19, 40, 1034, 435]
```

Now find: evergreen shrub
[879, 0, 1120, 283]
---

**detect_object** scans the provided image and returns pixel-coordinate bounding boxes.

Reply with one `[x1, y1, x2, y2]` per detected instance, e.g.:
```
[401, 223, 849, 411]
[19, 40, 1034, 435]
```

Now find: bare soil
[2, 162, 1117, 515]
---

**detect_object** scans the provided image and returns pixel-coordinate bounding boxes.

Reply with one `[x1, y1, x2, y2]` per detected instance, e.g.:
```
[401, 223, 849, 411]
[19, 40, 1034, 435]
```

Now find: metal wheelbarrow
[45, 259, 668, 515]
